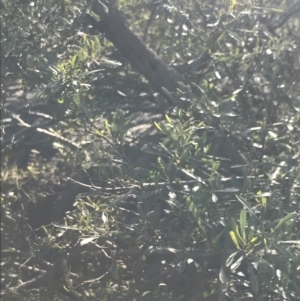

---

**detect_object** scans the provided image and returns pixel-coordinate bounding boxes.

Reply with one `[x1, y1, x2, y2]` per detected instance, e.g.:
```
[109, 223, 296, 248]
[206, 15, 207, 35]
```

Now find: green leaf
[70, 54, 79, 68]
[89, 11, 101, 22]
[186, 197, 200, 220]
[236, 195, 260, 222]
[159, 142, 174, 157]
[273, 212, 298, 231]
[271, 242, 294, 260]
[235, 225, 246, 248]
[94, 37, 101, 52]
[257, 258, 275, 277]
[142, 146, 170, 157]
[112, 190, 134, 205]
[240, 208, 247, 241]
[109, 260, 118, 280]
[185, 197, 206, 233]
[94, 129, 107, 138]
[104, 119, 111, 134]
[248, 263, 258, 294]
[165, 114, 173, 124]
[179, 168, 207, 186]
[228, 218, 245, 248]
[211, 160, 220, 175]
[161, 87, 175, 101]
[212, 228, 224, 246]
[149, 203, 161, 224]
[242, 178, 251, 193]
[229, 231, 241, 250]
[154, 121, 163, 132]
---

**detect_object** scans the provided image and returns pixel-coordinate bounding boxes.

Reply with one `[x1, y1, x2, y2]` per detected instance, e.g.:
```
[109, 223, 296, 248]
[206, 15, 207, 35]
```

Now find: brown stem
[92, 0, 182, 93]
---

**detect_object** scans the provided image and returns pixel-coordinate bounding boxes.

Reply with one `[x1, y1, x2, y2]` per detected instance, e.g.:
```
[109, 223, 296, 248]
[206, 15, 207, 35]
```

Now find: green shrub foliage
[1, 0, 300, 300]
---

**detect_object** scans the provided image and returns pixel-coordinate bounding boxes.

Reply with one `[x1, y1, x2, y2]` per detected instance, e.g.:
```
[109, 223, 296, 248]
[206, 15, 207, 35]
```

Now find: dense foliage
[1, 0, 300, 300]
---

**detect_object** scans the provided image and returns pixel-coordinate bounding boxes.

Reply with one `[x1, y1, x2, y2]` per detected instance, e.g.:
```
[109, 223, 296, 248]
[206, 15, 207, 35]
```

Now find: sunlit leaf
[226, 251, 239, 267]
[230, 254, 244, 272]
[219, 265, 227, 283]
[229, 231, 241, 250]
[154, 121, 163, 132]
[102, 211, 108, 224]
[214, 188, 239, 192]
[180, 168, 207, 186]
[80, 236, 98, 246]
[165, 114, 172, 124]
[99, 60, 122, 68]
[236, 195, 260, 222]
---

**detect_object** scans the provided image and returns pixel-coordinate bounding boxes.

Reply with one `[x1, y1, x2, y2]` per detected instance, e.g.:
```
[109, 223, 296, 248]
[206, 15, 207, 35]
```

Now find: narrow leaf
[211, 161, 220, 177]
[273, 212, 297, 231]
[109, 260, 118, 280]
[226, 251, 239, 267]
[230, 255, 244, 272]
[214, 188, 239, 192]
[165, 114, 173, 124]
[99, 60, 122, 68]
[248, 263, 258, 294]
[112, 190, 134, 205]
[229, 231, 241, 250]
[180, 168, 207, 185]
[80, 236, 98, 246]
[240, 208, 247, 241]
[161, 87, 175, 101]
[219, 265, 227, 283]
[236, 195, 260, 222]
[154, 121, 163, 132]
[102, 212, 108, 224]
[271, 242, 294, 259]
